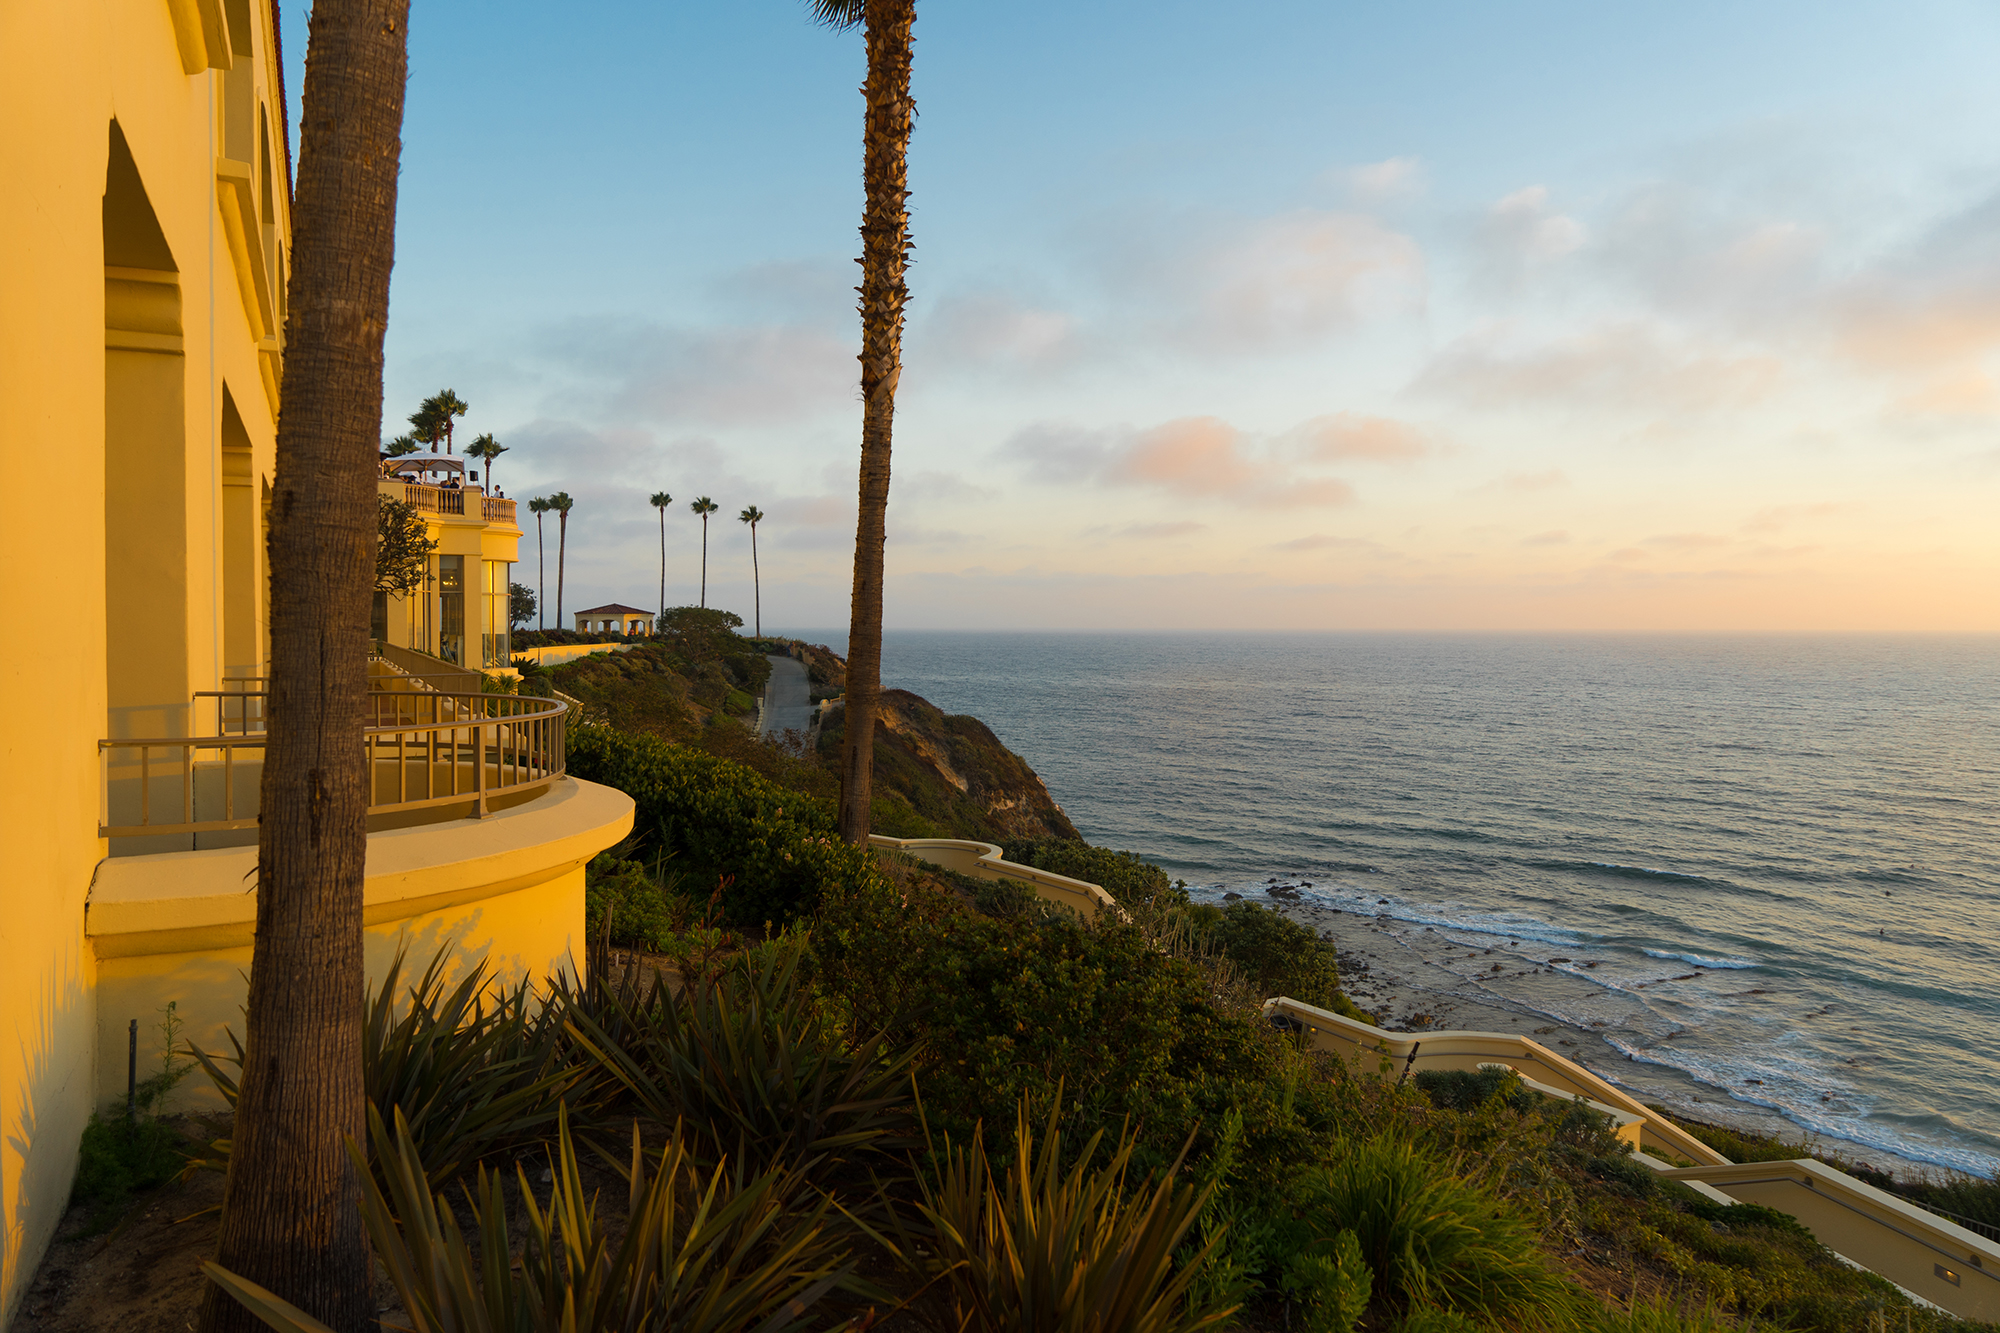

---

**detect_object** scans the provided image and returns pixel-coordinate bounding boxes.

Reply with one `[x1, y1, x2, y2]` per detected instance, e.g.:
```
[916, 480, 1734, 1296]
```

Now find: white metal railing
[99, 691, 566, 838]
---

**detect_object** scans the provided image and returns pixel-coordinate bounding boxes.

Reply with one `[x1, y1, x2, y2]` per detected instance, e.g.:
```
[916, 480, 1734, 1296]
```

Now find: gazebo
[574, 604, 654, 635]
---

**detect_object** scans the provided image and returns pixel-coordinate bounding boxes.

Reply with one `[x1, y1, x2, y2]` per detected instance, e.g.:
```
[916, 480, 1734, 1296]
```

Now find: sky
[286, 0, 2000, 632]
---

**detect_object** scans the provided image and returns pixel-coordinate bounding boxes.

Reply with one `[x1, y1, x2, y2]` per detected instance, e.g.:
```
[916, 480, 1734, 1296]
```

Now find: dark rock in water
[1584, 961, 1600, 968]
[1301, 881, 1312, 887]
[1377, 898, 1389, 904]
[1222, 891, 1242, 901]
[1550, 957, 1571, 963]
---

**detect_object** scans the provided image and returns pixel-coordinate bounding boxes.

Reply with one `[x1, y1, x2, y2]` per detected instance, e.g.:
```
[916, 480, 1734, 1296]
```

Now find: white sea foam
[1642, 948, 1757, 970]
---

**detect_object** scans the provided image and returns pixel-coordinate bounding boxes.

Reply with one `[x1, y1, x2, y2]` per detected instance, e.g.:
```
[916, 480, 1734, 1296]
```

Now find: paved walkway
[761, 655, 814, 738]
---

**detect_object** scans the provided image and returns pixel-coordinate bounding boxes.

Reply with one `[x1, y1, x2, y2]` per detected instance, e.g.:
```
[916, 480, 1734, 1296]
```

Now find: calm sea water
[792, 631, 2000, 1178]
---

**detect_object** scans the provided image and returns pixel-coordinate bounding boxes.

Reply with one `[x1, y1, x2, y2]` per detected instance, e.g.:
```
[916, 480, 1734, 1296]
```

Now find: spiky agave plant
[205, 1105, 855, 1333]
[900, 1091, 1238, 1333]
[562, 934, 916, 1180]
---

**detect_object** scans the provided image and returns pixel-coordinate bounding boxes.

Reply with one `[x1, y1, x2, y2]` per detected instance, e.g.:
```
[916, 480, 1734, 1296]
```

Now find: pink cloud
[1288, 412, 1431, 462]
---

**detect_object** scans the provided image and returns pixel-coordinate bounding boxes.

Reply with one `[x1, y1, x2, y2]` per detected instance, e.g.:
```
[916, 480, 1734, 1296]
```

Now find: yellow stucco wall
[0, 1, 291, 1320]
[89, 776, 633, 1108]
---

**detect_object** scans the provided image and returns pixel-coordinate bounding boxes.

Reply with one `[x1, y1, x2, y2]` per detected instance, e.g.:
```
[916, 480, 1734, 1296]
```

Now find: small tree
[509, 581, 536, 628]
[657, 605, 744, 665]
[415, 388, 469, 453]
[466, 432, 508, 491]
[382, 434, 422, 458]
[376, 497, 438, 595]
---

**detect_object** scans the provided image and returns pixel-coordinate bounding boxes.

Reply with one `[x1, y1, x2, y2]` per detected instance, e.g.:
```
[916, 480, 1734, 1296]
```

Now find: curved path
[761, 655, 814, 739]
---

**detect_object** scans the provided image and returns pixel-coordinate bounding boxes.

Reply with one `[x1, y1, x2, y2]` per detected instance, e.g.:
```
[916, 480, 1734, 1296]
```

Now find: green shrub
[584, 851, 684, 952]
[897, 1094, 1236, 1333]
[1414, 1065, 1534, 1114]
[1000, 838, 1185, 907]
[71, 1114, 187, 1233]
[1206, 902, 1347, 1011]
[568, 723, 883, 927]
[1302, 1136, 1586, 1329]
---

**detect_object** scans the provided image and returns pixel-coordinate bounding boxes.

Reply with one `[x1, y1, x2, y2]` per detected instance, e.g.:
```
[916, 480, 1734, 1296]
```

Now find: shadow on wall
[3, 947, 92, 1324]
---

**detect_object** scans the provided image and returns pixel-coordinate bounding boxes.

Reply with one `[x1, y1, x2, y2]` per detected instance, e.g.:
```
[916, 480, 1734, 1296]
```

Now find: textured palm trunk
[658, 510, 667, 625]
[534, 511, 545, 629]
[837, 0, 915, 845]
[750, 524, 761, 636]
[556, 511, 568, 627]
[196, 2, 408, 1331]
[700, 516, 709, 607]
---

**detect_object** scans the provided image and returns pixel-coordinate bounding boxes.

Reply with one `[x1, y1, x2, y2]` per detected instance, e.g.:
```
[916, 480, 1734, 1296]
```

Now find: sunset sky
[298, 0, 2000, 631]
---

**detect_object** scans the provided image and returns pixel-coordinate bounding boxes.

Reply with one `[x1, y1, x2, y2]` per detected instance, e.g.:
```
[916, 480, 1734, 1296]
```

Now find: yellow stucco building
[0, 4, 631, 1323]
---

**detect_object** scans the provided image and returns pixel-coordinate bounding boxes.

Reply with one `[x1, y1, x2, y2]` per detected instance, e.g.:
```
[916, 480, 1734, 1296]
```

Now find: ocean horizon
[783, 629, 2000, 1179]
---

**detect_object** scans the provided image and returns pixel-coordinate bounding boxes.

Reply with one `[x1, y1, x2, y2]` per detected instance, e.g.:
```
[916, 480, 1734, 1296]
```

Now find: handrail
[867, 834, 1122, 918]
[99, 692, 567, 838]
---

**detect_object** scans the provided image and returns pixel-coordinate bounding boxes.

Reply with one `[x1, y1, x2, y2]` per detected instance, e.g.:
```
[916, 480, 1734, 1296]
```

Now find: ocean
[790, 630, 2000, 1179]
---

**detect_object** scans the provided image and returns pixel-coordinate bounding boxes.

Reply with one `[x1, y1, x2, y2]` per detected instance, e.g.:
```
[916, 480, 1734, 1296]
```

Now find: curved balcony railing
[386, 481, 516, 526]
[99, 691, 567, 839]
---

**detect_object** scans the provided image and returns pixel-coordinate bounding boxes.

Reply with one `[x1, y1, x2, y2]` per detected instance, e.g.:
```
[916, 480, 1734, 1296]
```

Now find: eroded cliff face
[872, 690, 1081, 843]
[814, 687, 1080, 844]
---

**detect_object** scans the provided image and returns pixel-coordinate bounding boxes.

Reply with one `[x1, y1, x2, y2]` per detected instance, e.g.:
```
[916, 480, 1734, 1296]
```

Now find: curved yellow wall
[88, 778, 633, 1106]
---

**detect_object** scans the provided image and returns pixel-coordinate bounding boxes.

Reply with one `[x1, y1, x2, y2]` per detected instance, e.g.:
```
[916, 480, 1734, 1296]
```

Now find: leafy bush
[568, 723, 883, 927]
[71, 1114, 187, 1233]
[812, 873, 1329, 1196]
[207, 1106, 853, 1333]
[584, 850, 685, 952]
[897, 1095, 1236, 1333]
[1414, 1065, 1535, 1114]
[1205, 902, 1348, 1011]
[1001, 838, 1183, 907]
[564, 936, 915, 1180]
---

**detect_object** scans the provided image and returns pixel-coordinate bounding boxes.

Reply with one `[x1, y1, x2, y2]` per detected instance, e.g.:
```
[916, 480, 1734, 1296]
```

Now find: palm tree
[383, 433, 421, 458]
[196, 3, 410, 1331]
[689, 496, 720, 608]
[417, 388, 469, 453]
[550, 491, 575, 627]
[528, 497, 550, 629]
[738, 505, 765, 637]
[650, 491, 673, 628]
[466, 432, 507, 491]
[810, 0, 916, 845]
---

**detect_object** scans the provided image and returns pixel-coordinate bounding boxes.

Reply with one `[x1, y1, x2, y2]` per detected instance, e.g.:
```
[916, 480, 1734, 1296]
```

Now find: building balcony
[99, 678, 566, 854]
[382, 477, 517, 527]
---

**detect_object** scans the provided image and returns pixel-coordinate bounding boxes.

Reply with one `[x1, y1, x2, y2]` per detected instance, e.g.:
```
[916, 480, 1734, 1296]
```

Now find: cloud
[535, 316, 854, 426]
[1118, 521, 1207, 539]
[1521, 530, 1570, 546]
[1343, 156, 1425, 203]
[1091, 208, 1425, 353]
[1486, 186, 1587, 263]
[920, 292, 1076, 371]
[1285, 412, 1431, 462]
[1742, 502, 1846, 533]
[899, 470, 1000, 504]
[1643, 532, 1729, 549]
[1416, 323, 1783, 414]
[1474, 469, 1568, 494]
[1272, 534, 1381, 552]
[1006, 414, 1357, 508]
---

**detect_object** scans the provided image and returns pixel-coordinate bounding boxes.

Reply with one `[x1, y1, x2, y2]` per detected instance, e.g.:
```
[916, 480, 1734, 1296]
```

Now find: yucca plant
[563, 934, 916, 1178]
[898, 1093, 1237, 1333]
[1302, 1135, 1588, 1330]
[191, 947, 580, 1187]
[205, 1104, 854, 1333]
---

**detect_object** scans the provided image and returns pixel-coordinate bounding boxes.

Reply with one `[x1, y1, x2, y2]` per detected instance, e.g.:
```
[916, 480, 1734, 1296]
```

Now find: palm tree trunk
[700, 516, 708, 608]
[196, 3, 408, 1331]
[535, 512, 545, 630]
[751, 524, 761, 637]
[838, 0, 914, 845]
[556, 512, 568, 628]
[658, 507, 666, 628]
